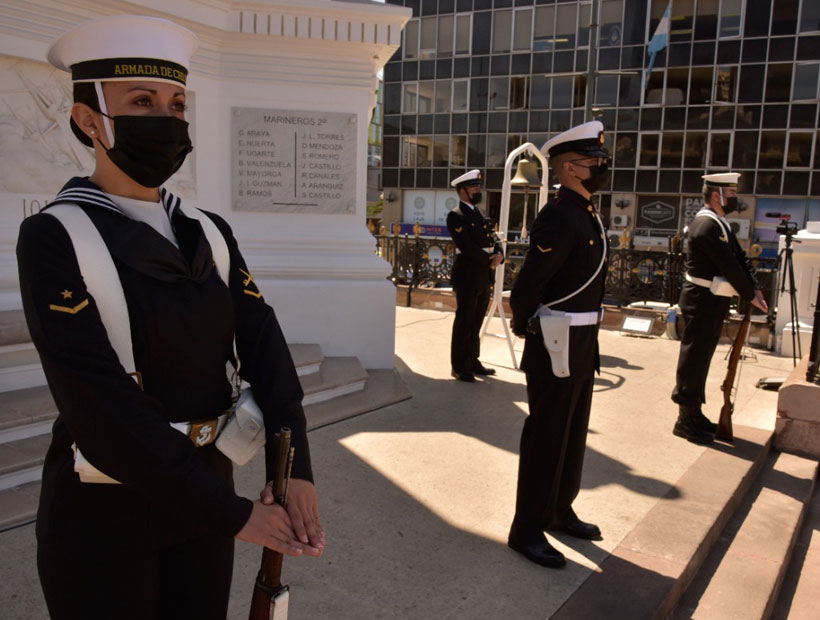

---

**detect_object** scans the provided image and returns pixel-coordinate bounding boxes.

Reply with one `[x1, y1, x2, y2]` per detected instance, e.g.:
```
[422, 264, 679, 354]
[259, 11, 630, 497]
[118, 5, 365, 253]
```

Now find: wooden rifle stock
[248, 429, 295, 620]
[717, 306, 752, 442]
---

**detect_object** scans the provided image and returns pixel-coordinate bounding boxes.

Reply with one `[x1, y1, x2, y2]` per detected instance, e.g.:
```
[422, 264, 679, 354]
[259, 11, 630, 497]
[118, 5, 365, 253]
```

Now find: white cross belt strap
[684, 272, 737, 297]
[46, 202, 240, 484]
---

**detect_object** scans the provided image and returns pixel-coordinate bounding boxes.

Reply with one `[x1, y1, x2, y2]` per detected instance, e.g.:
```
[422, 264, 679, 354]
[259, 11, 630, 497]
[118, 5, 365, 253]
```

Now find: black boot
[673, 405, 714, 445]
[692, 408, 717, 434]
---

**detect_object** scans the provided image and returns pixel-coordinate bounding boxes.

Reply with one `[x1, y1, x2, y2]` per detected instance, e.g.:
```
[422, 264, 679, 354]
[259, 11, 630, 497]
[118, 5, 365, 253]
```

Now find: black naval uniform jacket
[511, 187, 607, 378]
[679, 208, 757, 314]
[17, 177, 312, 550]
[446, 200, 503, 286]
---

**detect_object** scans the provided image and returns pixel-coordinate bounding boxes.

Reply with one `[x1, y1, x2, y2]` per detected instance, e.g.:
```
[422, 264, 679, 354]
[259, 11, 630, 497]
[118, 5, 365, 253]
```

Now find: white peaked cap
[541, 120, 609, 158]
[451, 169, 483, 187]
[47, 15, 198, 86]
[702, 172, 741, 187]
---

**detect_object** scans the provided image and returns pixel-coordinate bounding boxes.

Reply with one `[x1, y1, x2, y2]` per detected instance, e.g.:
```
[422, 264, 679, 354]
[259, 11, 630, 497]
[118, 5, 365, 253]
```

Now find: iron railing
[371, 230, 778, 309]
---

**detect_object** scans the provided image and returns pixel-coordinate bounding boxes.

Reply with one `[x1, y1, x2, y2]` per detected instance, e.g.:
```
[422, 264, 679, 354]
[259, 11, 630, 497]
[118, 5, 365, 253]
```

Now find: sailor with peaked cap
[446, 169, 504, 382]
[18, 15, 323, 619]
[507, 120, 610, 568]
[670, 172, 767, 445]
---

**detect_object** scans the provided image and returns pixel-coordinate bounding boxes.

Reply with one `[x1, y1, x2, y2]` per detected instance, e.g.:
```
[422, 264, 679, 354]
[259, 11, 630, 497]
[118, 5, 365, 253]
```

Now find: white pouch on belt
[538, 310, 573, 378]
[709, 276, 737, 297]
[216, 388, 266, 466]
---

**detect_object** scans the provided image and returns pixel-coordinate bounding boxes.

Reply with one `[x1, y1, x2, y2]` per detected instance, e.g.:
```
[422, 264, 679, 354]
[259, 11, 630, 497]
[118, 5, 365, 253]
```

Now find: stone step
[770, 470, 820, 620]
[672, 451, 817, 620]
[304, 368, 411, 431]
[0, 434, 50, 492]
[0, 480, 40, 532]
[300, 356, 368, 407]
[551, 425, 773, 620]
[0, 385, 57, 444]
[0, 310, 30, 348]
[289, 343, 323, 377]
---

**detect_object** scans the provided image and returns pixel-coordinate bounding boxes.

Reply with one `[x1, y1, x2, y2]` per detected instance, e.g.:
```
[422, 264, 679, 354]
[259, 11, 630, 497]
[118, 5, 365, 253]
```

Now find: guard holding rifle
[508, 121, 609, 568]
[671, 173, 768, 444]
[447, 170, 504, 382]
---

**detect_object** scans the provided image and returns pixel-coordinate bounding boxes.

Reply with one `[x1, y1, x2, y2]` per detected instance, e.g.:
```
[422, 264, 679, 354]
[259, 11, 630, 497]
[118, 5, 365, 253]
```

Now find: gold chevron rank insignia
[49, 298, 90, 315]
[536, 245, 552, 253]
[239, 268, 263, 298]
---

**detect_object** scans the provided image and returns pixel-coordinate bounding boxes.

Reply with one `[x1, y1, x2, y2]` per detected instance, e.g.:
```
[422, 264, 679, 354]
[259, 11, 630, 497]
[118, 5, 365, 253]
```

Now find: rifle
[248, 429, 295, 620]
[716, 306, 752, 442]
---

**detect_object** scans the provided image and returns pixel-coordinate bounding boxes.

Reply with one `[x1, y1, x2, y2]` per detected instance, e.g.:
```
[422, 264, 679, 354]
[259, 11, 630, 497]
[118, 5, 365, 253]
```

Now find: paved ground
[0, 306, 795, 619]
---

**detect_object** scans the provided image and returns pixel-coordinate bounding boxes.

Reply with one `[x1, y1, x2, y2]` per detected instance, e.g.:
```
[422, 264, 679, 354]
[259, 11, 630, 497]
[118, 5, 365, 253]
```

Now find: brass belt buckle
[189, 419, 218, 447]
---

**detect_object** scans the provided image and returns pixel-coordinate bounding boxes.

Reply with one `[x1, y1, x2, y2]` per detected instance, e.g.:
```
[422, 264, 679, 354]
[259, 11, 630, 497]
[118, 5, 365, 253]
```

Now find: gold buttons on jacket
[589, 240, 594, 245]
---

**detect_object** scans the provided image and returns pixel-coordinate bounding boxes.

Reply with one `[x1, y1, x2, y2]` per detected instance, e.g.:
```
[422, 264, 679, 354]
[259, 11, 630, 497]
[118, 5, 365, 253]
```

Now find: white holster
[709, 276, 737, 297]
[538, 310, 573, 378]
[216, 388, 266, 466]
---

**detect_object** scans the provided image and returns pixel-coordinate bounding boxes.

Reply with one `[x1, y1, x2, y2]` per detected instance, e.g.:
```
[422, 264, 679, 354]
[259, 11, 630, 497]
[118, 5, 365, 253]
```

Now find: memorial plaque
[231, 107, 357, 214]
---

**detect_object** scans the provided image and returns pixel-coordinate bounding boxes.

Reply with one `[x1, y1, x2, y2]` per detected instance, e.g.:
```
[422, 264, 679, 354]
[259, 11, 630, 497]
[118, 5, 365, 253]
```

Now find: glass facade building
[381, 0, 820, 253]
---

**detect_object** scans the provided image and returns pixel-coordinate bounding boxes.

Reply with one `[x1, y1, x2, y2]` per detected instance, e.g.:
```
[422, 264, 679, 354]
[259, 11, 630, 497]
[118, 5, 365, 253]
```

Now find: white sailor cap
[47, 15, 198, 87]
[702, 172, 740, 187]
[451, 169, 483, 188]
[541, 120, 609, 159]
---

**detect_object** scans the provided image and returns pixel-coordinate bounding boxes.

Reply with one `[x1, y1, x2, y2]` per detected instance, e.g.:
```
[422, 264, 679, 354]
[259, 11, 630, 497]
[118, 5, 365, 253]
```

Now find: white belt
[455, 247, 493, 254]
[685, 272, 713, 288]
[170, 412, 231, 447]
[537, 307, 603, 326]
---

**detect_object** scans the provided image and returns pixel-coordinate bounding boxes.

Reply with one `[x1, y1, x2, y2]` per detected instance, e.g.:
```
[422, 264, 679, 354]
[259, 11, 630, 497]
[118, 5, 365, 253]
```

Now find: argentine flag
[645, 1, 671, 91]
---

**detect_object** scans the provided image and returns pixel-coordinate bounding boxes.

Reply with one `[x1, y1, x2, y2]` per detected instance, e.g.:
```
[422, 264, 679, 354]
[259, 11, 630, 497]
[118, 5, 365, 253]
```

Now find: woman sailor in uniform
[16, 15, 324, 619]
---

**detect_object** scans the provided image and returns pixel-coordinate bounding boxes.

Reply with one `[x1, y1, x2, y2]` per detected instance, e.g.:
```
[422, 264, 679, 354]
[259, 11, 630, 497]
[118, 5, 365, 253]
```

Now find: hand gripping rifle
[249, 428, 295, 620]
[717, 306, 752, 442]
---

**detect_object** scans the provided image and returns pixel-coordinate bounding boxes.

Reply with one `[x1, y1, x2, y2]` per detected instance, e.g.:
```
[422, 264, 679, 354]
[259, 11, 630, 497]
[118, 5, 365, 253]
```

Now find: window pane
[416, 136, 432, 167]
[733, 132, 759, 168]
[514, 9, 533, 51]
[695, 0, 718, 40]
[766, 64, 793, 102]
[596, 75, 618, 106]
[615, 132, 637, 167]
[555, 4, 577, 49]
[530, 75, 549, 109]
[688, 67, 713, 104]
[600, 0, 624, 47]
[432, 136, 449, 167]
[552, 77, 573, 108]
[574, 75, 587, 108]
[455, 15, 471, 55]
[510, 76, 529, 110]
[671, 0, 695, 42]
[577, 2, 591, 47]
[794, 64, 819, 100]
[489, 77, 510, 110]
[639, 134, 659, 166]
[714, 66, 737, 103]
[683, 132, 707, 168]
[404, 21, 419, 59]
[418, 82, 434, 113]
[758, 131, 786, 168]
[403, 83, 418, 113]
[801, 1, 820, 32]
[452, 80, 468, 111]
[661, 132, 684, 167]
[487, 134, 507, 167]
[450, 135, 466, 166]
[771, 0, 798, 35]
[709, 133, 731, 167]
[493, 10, 512, 53]
[719, 0, 742, 37]
[438, 15, 454, 57]
[738, 64, 765, 103]
[420, 17, 437, 56]
[786, 132, 813, 167]
[534, 6, 555, 50]
[435, 80, 451, 113]
[401, 137, 417, 167]
[645, 70, 665, 104]
[666, 68, 689, 105]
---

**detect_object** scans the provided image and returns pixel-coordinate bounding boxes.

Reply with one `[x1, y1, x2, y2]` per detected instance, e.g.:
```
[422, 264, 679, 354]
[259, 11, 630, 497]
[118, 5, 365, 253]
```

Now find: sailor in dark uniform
[507, 121, 610, 568]
[671, 172, 768, 444]
[17, 16, 324, 620]
[446, 169, 504, 382]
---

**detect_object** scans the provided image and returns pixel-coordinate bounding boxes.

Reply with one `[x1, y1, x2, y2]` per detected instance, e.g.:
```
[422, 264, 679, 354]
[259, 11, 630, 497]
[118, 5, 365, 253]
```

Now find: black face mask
[469, 191, 483, 205]
[580, 162, 610, 194]
[99, 115, 193, 188]
[723, 196, 739, 214]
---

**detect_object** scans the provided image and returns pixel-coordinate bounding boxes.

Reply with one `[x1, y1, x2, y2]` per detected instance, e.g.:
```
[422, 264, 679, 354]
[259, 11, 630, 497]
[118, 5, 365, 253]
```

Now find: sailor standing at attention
[508, 121, 610, 568]
[17, 15, 324, 619]
[446, 169, 504, 382]
[670, 172, 767, 444]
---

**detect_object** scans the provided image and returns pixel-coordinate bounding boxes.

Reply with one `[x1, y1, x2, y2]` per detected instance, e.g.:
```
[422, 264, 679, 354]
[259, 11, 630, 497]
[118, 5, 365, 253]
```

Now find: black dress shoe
[472, 364, 496, 376]
[673, 406, 714, 445]
[451, 370, 476, 382]
[508, 534, 566, 569]
[693, 409, 718, 434]
[548, 515, 601, 540]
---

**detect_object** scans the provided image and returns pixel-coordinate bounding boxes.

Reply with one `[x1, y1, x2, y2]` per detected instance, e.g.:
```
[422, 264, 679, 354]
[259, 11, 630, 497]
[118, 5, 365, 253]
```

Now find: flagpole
[585, 0, 601, 121]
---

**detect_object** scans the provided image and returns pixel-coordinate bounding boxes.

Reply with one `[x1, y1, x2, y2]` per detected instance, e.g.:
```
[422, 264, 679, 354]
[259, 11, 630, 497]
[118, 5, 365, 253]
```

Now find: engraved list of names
[231, 107, 357, 214]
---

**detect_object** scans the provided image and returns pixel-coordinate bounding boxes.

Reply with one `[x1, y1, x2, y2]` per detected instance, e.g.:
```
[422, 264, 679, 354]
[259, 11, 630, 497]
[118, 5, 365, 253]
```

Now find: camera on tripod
[766, 212, 799, 236]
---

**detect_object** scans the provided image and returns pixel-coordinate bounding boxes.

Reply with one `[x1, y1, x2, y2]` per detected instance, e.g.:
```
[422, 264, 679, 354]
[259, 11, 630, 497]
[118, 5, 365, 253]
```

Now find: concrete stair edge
[550, 425, 774, 620]
[0, 434, 51, 492]
[300, 357, 368, 405]
[288, 343, 323, 377]
[0, 480, 40, 533]
[672, 451, 818, 620]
